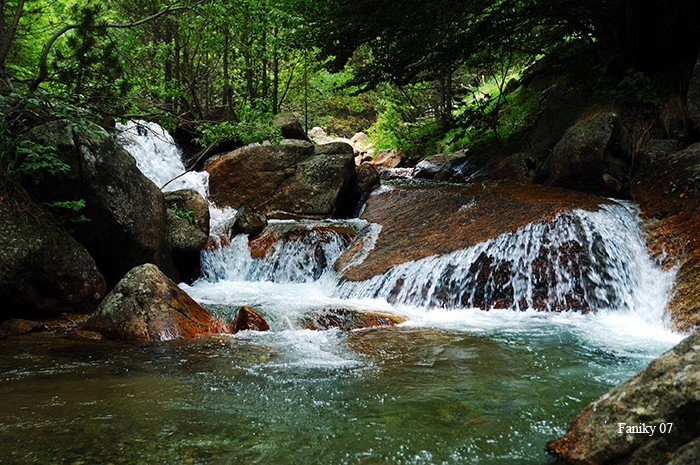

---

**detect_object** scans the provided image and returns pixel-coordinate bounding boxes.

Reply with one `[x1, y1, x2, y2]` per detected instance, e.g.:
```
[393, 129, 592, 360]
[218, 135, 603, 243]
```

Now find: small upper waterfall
[116, 120, 209, 199]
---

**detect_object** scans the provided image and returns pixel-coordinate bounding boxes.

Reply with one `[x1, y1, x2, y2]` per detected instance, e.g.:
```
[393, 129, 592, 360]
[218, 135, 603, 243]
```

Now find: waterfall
[116, 120, 237, 231]
[115, 120, 209, 199]
[115, 120, 677, 335]
[336, 203, 673, 320]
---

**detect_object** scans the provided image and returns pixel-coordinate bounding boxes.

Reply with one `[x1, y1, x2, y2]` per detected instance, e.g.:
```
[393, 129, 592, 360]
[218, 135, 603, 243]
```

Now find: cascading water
[45, 120, 681, 465]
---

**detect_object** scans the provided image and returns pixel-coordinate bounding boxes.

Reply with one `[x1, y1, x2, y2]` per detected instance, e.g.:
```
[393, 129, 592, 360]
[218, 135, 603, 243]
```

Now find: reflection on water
[0, 324, 666, 465]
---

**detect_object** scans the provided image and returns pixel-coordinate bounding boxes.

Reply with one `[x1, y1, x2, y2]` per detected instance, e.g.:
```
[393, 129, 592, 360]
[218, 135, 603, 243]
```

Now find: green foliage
[170, 202, 193, 224]
[43, 199, 90, 225]
[195, 103, 282, 147]
[597, 69, 661, 108]
[50, 2, 131, 117]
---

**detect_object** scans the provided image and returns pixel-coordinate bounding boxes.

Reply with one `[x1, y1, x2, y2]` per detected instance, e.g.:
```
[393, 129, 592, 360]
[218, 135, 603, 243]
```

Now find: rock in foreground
[83, 264, 230, 341]
[546, 331, 700, 465]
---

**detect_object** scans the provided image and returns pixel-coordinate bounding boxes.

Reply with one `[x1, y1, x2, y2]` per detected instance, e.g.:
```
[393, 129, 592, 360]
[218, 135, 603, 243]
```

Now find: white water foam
[116, 120, 209, 199]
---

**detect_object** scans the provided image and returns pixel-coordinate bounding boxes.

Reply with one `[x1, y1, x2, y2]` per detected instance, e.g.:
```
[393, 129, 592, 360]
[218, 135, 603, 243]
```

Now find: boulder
[231, 306, 270, 333]
[25, 121, 176, 286]
[353, 164, 381, 208]
[315, 141, 354, 156]
[0, 200, 106, 318]
[82, 263, 230, 341]
[273, 113, 310, 141]
[164, 189, 210, 234]
[206, 141, 356, 218]
[369, 149, 401, 169]
[632, 141, 700, 332]
[412, 150, 476, 182]
[546, 331, 700, 465]
[687, 53, 700, 131]
[224, 205, 268, 236]
[350, 132, 372, 154]
[540, 111, 626, 196]
[302, 308, 406, 331]
[492, 152, 540, 183]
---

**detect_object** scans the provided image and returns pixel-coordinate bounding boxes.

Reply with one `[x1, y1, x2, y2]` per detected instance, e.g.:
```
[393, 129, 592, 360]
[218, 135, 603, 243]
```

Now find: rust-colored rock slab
[338, 182, 609, 282]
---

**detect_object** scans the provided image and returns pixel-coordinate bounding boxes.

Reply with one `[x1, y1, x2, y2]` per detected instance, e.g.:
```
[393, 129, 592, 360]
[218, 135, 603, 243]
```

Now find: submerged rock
[303, 308, 406, 331]
[546, 331, 700, 465]
[0, 319, 45, 338]
[231, 306, 270, 333]
[83, 264, 230, 341]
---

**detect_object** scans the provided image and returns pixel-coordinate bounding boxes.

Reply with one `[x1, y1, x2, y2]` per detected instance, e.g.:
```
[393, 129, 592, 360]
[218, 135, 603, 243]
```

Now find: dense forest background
[1, 0, 699, 179]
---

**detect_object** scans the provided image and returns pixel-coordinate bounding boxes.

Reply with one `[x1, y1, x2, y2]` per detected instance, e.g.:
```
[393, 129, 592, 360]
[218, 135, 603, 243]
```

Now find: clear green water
[0, 321, 670, 465]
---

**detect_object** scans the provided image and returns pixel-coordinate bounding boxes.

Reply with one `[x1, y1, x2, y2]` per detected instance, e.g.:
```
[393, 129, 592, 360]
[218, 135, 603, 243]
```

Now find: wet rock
[546, 331, 700, 465]
[303, 308, 406, 331]
[353, 164, 381, 206]
[0, 199, 106, 318]
[206, 140, 356, 218]
[26, 120, 176, 286]
[273, 113, 310, 141]
[82, 264, 231, 341]
[369, 149, 401, 168]
[540, 111, 626, 196]
[0, 319, 45, 338]
[492, 152, 540, 183]
[68, 330, 105, 341]
[231, 306, 270, 333]
[224, 205, 268, 236]
[165, 209, 209, 252]
[248, 222, 357, 260]
[413, 150, 472, 181]
[164, 189, 210, 234]
[336, 182, 612, 311]
[632, 141, 700, 332]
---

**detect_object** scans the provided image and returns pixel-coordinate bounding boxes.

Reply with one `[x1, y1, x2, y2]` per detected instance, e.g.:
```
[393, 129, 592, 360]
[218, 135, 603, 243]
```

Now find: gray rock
[273, 113, 310, 141]
[315, 141, 354, 155]
[224, 205, 268, 236]
[82, 263, 231, 341]
[207, 142, 355, 218]
[541, 111, 624, 196]
[547, 331, 700, 465]
[164, 189, 210, 235]
[0, 201, 106, 317]
[165, 209, 208, 251]
[25, 121, 176, 286]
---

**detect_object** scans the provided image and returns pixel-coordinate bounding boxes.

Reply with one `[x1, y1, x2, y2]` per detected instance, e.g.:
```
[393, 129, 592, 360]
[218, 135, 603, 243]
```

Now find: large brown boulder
[0, 199, 106, 318]
[632, 140, 700, 332]
[546, 331, 700, 465]
[206, 141, 356, 218]
[82, 263, 230, 341]
[25, 121, 176, 286]
[336, 182, 613, 311]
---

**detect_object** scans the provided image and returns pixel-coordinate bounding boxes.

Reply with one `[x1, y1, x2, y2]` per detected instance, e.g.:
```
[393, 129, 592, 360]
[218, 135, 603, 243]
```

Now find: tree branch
[29, 4, 192, 92]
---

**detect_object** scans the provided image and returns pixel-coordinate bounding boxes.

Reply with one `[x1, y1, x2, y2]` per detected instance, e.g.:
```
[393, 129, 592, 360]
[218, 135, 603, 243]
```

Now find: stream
[0, 121, 685, 465]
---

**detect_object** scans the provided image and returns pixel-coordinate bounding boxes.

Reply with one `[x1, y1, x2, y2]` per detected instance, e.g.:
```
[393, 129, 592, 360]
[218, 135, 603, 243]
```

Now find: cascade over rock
[302, 308, 407, 331]
[632, 140, 700, 332]
[546, 331, 700, 465]
[206, 141, 356, 218]
[334, 182, 640, 312]
[25, 121, 177, 286]
[338, 182, 608, 281]
[82, 264, 230, 341]
[0, 199, 106, 318]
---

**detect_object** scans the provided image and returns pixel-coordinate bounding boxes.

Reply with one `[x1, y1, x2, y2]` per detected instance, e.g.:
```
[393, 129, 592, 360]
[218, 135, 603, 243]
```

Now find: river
[0, 121, 684, 465]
